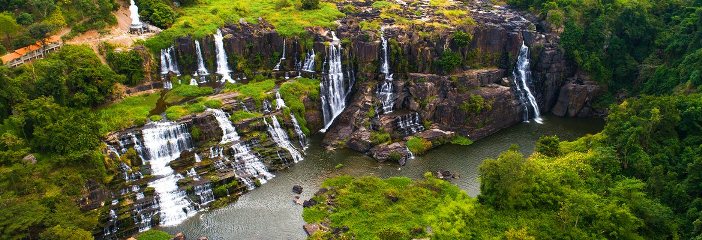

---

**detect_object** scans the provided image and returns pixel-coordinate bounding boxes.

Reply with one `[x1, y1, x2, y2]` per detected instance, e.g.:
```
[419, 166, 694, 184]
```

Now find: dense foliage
[305, 94, 702, 239]
[508, 0, 702, 98]
[0, 0, 117, 50]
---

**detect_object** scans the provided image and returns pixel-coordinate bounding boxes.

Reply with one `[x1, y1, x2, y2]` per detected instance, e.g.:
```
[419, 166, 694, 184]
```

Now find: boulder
[292, 185, 303, 194]
[551, 81, 602, 118]
[173, 232, 185, 240]
[302, 199, 318, 208]
[369, 142, 411, 163]
[22, 154, 36, 165]
[303, 223, 322, 236]
[347, 128, 373, 153]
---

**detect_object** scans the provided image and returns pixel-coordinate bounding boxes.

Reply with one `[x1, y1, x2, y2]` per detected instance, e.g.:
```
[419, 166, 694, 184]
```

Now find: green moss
[230, 111, 263, 122]
[371, 131, 391, 145]
[451, 136, 474, 146]
[97, 93, 160, 134]
[136, 230, 172, 240]
[279, 78, 320, 134]
[224, 79, 276, 105]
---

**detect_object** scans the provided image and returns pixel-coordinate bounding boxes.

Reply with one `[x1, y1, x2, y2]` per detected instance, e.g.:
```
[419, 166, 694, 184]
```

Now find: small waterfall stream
[195, 40, 209, 77]
[208, 109, 239, 143]
[377, 28, 394, 114]
[395, 112, 425, 136]
[273, 39, 286, 71]
[320, 32, 352, 132]
[265, 116, 304, 163]
[140, 122, 195, 226]
[513, 42, 542, 123]
[160, 46, 180, 76]
[290, 113, 308, 150]
[302, 49, 315, 72]
[214, 29, 234, 83]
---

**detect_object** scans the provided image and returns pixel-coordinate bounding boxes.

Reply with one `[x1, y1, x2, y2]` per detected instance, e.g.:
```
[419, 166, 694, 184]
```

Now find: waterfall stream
[195, 40, 209, 78]
[302, 49, 316, 72]
[273, 39, 286, 71]
[160, 46, 180, 76]
[513, 42, 542, 123]
[320, 32, 352, 132]
[208, 109, 239, 143]
[140, 122, 195, 227]
[214, 29, 234, 83]
[290, 113, 308, 150]
[395, 112, 425, 136]
[378, 28, 394, 114]
[265, 116, 304, 163]
[275, 91, 286, 110]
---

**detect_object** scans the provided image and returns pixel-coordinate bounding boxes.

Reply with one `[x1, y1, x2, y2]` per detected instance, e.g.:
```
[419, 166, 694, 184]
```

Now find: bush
[371, 131, 391, 145]
[406, 137, 432, 155]
[300, 0, 320, 10]
[451, 136, 473, 146]
[452, 31, 472, 48]
[437, 50, 462, 73]
[535, 135, 561, 157]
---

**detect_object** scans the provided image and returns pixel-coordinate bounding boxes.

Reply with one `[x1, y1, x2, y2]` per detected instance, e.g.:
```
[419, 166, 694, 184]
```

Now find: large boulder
[551, 80, 603, 118]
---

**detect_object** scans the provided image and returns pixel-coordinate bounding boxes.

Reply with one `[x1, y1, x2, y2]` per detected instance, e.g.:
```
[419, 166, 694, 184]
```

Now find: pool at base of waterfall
[160, 115, 604, 239]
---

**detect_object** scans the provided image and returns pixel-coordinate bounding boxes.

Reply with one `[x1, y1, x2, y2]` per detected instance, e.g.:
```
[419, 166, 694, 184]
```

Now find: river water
[162, 115, 604, 239]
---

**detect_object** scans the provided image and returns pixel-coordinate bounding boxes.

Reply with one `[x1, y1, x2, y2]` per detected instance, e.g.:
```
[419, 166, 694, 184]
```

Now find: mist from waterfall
[320, 31, 352, 132]
[214, 29, 234, 83]
[512, 42, 542, 124]
[140, 122, 195, 226]
[378, 28, 394, 114]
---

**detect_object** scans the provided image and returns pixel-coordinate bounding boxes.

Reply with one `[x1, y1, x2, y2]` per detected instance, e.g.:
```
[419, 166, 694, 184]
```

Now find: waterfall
[140, 122, 195, 226]
[160, 46, 180, 76]
[290, 113, 308, 149]
[189, 78, 198, 86]
[193, 183, 215, 205]
[302, 49, 315, 72]
[262, 100, 272, 113]
[194, 40, 209, 77]
[513, 42, 542, 124]
[208, 109, 240, 144]
[265, 116, 304, 163]
[320, 32, 352, 132]
[194, 153, 201, 163]
[378, 28, 394, 114]
[214, 29, 234, 83]
[163, 81, 173, 89]
[395, 112, 425, 136]
[275, 91, 286, 110]
[129, 0, 142, 28]
[108, 145, 121, 159]
[208, 109, 273, 189]
[273, 39, 286, 71]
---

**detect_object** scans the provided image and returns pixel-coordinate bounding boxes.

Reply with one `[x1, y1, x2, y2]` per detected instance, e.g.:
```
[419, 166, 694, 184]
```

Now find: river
[162, 115, 604, 239]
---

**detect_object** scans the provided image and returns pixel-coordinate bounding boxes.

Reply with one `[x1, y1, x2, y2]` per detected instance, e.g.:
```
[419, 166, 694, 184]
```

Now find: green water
[163, 115, 604, 239]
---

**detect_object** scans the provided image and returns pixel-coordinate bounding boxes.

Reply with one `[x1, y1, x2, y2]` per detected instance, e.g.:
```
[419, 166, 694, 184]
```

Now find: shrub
[451, 136, 474, 146]
[535, 135, 561, 157]
[371, 131, 391, 145]
[406, 137, 432, 155]
[452, 31, 472, 48]
[300, 0, 320, 10]
[437, 50, 462, 73]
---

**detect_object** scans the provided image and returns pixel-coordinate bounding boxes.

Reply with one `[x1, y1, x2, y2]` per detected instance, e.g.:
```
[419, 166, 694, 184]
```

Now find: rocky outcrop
[552, 80, 603, 118]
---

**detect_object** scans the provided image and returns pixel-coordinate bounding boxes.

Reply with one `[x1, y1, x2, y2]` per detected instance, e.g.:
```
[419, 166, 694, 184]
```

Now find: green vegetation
[136, 229, 172, 240]
[165, 84, 214, 104]
[135, 0, 177, 29]
[97, 93, 160, 134]
[406, 136, 432, 155]
[508, 0, 702, 97]
[370, 131, 391, 145]
[224, 79, 276, 105]
[459, 94, 491, 116]
[102, 44, 146, 86]
[144, 0, 344, 51]
[279, 78, 320, 135]
[230, 110, 263, 122]
[305, 94, 702, 239]
[450, 136, 473, 146]
[436, 49, 462, 73]
[0, 0, 117, 51]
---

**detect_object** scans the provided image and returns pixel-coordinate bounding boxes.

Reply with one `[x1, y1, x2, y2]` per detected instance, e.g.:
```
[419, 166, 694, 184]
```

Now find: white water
[263, 100, 273, 113]
[275, 91, 286, 110]
[265, 116, 304, 163]
[160, 46, 180, 76]
[163, 81, 173, 89]
[512, 42, 542, 124]
[290, 113, 308, 150]
[208, 109, 239, 143]
[140, 122, 195, 227]
[194, 40, 209, 77]
[189, 78, 198, 86]
[194, 183, 215, 205]
[194, 153, 201, 163]
[214, 29, 234, 83]
[320, 32, 351, 132]
[302, 49, 315, 72]
[129, 0, 142, 28]
[273, 39, 286, 71]
[396, 112, 425, 136]
[378, 28, 394, 114]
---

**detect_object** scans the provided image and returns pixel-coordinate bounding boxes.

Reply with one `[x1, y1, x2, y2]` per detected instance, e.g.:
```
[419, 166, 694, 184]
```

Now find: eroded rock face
[552, 80, 603, 118]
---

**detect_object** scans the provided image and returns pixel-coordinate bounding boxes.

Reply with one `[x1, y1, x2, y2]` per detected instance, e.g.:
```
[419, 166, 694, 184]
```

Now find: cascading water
[208, 109, 274, 189]
[265, 116, 304, 163]
[160, 46, 180, 76]
[302, 49, 316, 72]
[208, 109, 239, 143]
[377, 28, 394, 114]
[194, 40, 209, 77]
[273, 39, 286, 71]
[194, 153, 201, 163]
[320, 32, 352, 132]
[262, 100, 273, 113]
[193, 183, 215, 205]
[395, 112, 425, 136]
[214, 29, 234, 83]
[290, 113, 308, 150]
[140, 122, 195, 226]
[275, 91, 286, 110]
[163, 81, 173, 89]
[512, 42, 542, 124]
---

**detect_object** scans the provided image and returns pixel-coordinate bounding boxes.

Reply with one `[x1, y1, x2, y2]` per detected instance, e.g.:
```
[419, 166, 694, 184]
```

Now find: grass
[406, 136, 432, 155]
[230, 110, 263, 122]
[279, 78, 320, 135]
[97, 93, 160, 134]
[144, 0, 345, 51]
[164, 84, 215, 104]
[451, 136, 474, 146]
[164, 98, 221, 120]
[224, 79, 276, 105]
[136, 230, 172, 240]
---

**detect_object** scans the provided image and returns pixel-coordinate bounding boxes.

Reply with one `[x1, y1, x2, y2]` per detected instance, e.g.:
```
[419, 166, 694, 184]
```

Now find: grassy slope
[144, 0, 344, 51]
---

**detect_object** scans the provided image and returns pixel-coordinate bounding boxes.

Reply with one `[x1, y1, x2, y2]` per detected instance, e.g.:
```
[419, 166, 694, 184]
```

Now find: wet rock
[173, 232, 185, 240]
[347, 128, 373, 153]
[292, 185, 303, 194]
[304, 223, 322, 236]
[414, 129, 455, 144]
[294, 196, 304, 205]
[369, 142, 411, 163]
[315, 188, 328, 196]
[302, 199, 318, 208]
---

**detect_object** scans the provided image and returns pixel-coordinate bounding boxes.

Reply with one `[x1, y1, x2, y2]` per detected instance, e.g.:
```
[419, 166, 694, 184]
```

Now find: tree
[0, 12, 20, 48]
[535, 135, 561, 157]
[28, 22, 54, 43]
[39, 225, 93, 240]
